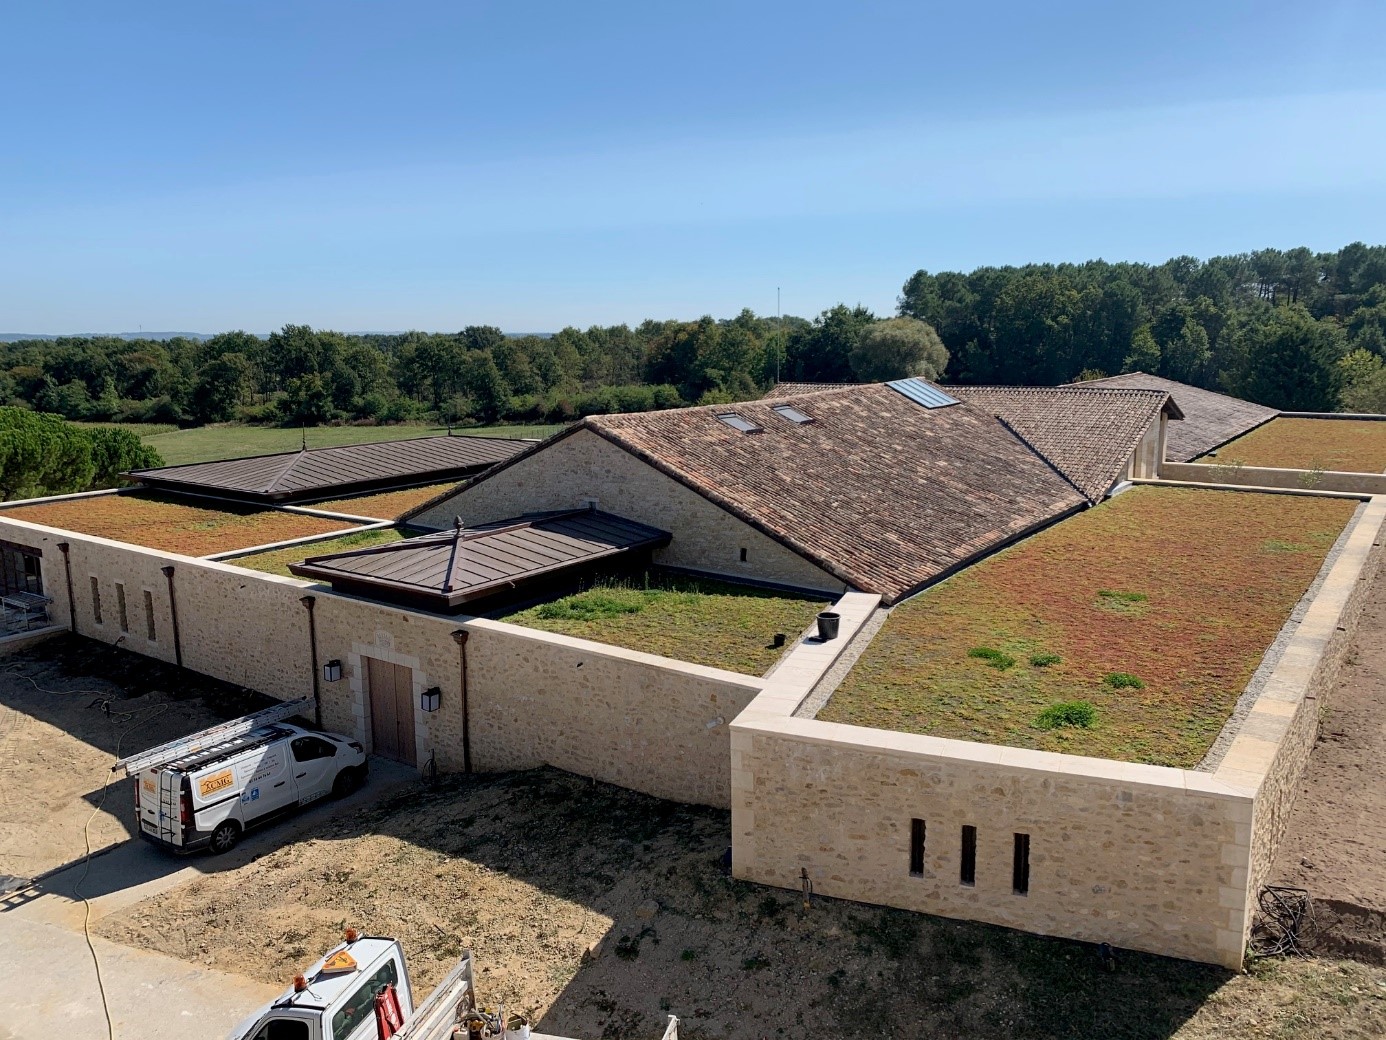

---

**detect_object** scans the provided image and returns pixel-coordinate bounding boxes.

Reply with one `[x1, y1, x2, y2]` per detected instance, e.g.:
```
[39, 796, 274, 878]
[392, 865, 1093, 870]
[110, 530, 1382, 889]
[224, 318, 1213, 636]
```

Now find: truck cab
[230, 935, 414, 1040]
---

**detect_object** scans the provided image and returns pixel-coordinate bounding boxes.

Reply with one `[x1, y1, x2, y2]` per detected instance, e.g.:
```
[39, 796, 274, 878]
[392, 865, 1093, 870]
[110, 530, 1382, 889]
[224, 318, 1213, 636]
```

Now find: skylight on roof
[771, 404, 814, 424]
[716, 413, 762, 433]
[886, 377, 959, 409]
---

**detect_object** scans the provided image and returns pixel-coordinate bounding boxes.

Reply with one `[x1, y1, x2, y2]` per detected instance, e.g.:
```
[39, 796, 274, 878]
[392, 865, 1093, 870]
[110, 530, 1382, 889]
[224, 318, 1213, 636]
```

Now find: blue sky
[2, 1, 1385, 333]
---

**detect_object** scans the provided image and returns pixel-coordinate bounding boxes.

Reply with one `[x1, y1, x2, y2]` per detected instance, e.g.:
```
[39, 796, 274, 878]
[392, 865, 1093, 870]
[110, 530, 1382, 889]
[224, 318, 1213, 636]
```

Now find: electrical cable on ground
[71, 700, 171, 1040]
[1250, 885, 1315, 958]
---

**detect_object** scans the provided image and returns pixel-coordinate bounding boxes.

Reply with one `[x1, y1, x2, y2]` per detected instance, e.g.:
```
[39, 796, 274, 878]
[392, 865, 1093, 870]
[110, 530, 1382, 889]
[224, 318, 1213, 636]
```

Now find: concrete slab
[0, 914, 277, 1040]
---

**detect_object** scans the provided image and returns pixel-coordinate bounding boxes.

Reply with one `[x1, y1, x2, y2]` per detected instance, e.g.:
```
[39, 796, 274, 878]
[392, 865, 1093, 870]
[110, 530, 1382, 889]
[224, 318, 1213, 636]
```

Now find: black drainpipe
[56, 542, 77, 631]
[451, 629, 471, 774]
[160, 565, 183, 668]
[301, 595, 322, 727]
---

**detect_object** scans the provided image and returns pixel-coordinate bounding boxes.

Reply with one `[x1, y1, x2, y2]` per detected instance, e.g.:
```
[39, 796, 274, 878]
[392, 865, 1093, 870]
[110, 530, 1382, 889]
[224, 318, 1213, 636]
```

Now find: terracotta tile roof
[950, 385, 1179, 501]
[290, 509, 670, 609]
[127, 435, 526, 504]
[761, 382, 859, 398]
[1067, 373, 1277, 462]
[580, 383, 1087, 603]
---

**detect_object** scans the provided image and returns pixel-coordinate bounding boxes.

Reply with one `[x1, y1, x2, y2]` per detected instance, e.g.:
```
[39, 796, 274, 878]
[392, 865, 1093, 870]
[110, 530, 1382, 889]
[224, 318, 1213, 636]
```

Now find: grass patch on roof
[500, 574, 828, 676]
[819, 486, 1356, 766]
[230, 528, 405, 577]
[0, 491, 357, 556]
[1212, 417, 1386, 473]
[309, 483, 459, 520]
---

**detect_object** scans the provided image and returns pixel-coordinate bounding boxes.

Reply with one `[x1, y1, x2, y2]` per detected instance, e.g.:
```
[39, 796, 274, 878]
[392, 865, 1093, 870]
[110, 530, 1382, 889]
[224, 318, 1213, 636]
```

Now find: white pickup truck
[228, 932, 680, 1040]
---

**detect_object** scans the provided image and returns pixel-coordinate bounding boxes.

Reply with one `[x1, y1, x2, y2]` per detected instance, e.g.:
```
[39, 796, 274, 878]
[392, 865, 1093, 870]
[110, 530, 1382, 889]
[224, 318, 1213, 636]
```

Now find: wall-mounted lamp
[322, 660, 343, 683]
[421, 686, 442, 713]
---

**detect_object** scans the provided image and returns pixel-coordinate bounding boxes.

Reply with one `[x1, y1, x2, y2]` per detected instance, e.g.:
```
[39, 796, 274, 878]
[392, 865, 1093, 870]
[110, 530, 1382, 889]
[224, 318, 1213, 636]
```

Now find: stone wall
[731, 717, 1253, 967]
[0, 512, 763, 808]
[410, 428, 849, 596]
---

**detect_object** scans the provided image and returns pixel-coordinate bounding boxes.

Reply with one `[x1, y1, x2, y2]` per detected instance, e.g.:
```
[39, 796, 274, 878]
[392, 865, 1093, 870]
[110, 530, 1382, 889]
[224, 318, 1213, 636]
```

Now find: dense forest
[2, 243, 1384, 431]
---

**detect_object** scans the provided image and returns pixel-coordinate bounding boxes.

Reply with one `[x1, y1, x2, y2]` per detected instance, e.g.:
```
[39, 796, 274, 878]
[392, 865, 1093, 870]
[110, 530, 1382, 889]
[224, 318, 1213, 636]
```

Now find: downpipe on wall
[160, 565, 183, 668]
[300, 595, 322, 727]
[451, 629, 471, 774]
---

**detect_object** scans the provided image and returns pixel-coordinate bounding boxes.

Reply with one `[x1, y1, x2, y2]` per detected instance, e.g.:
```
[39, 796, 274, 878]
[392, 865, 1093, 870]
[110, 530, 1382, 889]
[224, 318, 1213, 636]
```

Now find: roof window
[886, 377, 959, 409]
[771, 404, 814, 424]
[716, 413, 762, 433]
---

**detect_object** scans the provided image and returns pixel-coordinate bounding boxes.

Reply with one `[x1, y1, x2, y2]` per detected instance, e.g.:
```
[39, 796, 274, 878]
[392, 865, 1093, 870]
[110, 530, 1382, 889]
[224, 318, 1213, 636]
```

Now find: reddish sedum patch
[822, 487, 1357, 766]
[1, 492, 355, 556]
[1214, 418, 1386, 473]
[309, 482, 458, 520]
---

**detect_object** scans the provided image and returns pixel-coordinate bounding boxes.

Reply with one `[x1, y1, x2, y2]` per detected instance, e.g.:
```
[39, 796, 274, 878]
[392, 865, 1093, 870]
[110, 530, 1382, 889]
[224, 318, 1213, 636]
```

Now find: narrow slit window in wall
[960, 825, 976, 886]
[143, 590, 156, 641]
[909, 818, 926, 877]
[116, 583, 128, 633]
[1013, 833, 1030, 895]
[89, 577, 102, 625]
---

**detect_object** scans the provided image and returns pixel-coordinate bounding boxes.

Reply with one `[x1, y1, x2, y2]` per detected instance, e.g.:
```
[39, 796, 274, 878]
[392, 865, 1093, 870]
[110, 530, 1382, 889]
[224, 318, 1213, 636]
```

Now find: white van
[136, 722, 368, 854]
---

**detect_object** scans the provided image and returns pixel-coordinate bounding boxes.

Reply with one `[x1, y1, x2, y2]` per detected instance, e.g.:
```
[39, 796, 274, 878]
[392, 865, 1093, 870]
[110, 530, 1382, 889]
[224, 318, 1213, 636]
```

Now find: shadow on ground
[95, 767, 1235, 1040]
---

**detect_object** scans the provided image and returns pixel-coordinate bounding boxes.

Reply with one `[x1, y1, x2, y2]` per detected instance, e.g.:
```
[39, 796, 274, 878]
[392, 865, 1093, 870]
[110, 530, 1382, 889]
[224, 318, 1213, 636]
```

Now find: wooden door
[366, 657, 416, 765]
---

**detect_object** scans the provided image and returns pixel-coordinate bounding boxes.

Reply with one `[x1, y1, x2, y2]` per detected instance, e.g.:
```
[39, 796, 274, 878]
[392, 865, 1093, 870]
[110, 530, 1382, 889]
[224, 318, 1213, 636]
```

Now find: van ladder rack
[112, 697, 314, 776]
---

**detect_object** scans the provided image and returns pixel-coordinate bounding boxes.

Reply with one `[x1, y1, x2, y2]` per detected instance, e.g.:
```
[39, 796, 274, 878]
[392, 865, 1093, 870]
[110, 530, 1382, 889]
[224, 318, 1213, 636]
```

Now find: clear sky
[3, 1, 1385, 334]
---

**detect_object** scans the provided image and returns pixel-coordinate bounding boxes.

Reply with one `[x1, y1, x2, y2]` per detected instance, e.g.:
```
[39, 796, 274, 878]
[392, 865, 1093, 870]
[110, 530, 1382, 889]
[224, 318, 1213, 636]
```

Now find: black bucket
[816, 611, 841, 641]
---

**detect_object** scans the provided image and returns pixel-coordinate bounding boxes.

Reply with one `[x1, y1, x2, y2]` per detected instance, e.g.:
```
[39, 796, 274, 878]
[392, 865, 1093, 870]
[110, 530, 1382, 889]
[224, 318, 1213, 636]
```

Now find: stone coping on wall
[1158, 463, 1386, 493]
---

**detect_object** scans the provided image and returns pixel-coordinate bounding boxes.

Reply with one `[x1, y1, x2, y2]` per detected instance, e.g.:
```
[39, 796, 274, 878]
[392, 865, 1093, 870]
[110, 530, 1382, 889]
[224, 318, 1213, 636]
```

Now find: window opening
[739, 547, 747, 562]
[90, 577, 102, 625]
[960, 825, 976, 886]
[909, 818, 926, 877]
[116, 583, 129, 633]
[144, 590, 156, 641]
[1013, 833, 1030, 895]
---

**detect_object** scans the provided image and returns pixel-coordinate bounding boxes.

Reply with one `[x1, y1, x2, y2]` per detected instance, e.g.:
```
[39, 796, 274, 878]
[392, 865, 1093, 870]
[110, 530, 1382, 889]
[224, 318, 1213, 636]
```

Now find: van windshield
[331, 959, 399, 1040]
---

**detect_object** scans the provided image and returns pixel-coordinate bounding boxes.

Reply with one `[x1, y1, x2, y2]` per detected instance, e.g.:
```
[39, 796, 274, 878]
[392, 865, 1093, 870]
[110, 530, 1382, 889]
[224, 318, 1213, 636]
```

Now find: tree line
[0, 408, 162, 500]
[2, 242, 1383, 432]
[899, 242, 1386, 411]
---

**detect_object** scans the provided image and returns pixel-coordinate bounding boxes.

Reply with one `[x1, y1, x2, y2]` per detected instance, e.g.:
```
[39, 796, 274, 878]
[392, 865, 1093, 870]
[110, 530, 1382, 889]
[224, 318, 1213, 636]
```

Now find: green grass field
[76, 421, 565, 467]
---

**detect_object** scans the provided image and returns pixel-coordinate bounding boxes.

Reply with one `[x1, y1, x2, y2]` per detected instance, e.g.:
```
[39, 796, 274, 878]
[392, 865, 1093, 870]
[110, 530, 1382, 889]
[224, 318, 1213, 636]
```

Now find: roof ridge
[261, 451, 307, 494]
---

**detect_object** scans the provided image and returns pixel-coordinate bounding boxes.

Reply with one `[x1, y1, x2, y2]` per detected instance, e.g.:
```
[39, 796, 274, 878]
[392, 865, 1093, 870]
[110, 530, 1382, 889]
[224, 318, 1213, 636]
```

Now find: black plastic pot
[816, 611, 841, 641]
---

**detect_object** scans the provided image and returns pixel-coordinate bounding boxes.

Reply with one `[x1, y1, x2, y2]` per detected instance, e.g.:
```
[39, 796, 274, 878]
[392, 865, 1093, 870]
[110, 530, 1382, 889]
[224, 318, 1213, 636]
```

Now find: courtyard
[497, 573, 829, 675]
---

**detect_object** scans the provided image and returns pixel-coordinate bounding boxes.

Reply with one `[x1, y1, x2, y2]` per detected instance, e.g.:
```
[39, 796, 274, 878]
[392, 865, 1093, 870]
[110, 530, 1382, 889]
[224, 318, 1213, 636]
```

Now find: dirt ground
[1267, 548, 1386, 961]
[0, 635, 271, 880]
[96, 767, 1386, 1040]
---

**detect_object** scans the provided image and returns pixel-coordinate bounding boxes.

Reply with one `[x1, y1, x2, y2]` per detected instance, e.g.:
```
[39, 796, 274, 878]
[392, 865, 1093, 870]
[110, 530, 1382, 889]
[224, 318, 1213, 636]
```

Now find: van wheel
[332, 767, 363, 799]
[209, 821, 241, 855]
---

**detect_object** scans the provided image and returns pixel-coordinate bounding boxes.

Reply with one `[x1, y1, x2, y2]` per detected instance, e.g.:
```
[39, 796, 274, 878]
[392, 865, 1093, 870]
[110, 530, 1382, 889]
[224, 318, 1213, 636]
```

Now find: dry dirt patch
[0, 636, 269, 878]
[96, 767, 1385, 1040]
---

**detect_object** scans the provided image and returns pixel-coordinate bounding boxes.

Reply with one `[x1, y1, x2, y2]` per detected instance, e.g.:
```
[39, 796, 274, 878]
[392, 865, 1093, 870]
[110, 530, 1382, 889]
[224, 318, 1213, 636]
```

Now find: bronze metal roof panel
[288, 510, 671, 608]
[127, 435, 527, 504]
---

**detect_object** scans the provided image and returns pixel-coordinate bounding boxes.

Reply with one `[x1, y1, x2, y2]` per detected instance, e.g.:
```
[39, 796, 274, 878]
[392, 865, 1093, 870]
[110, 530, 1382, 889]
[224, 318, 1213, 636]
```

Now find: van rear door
[137, 768, 186, 847]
